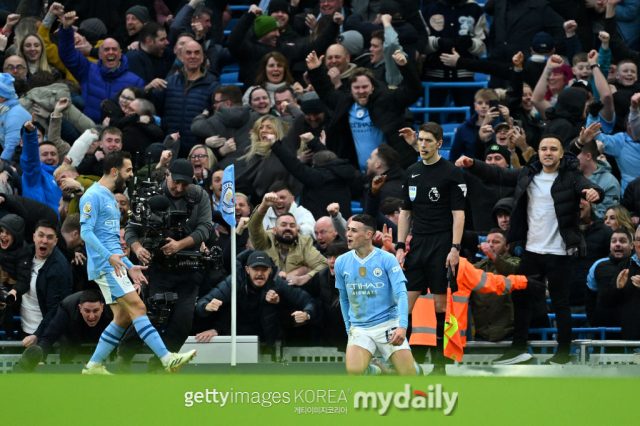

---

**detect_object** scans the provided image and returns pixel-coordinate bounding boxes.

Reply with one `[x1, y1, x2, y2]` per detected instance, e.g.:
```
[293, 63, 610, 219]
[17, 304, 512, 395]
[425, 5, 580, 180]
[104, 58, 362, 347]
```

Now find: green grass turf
[5, 374, 638, 426]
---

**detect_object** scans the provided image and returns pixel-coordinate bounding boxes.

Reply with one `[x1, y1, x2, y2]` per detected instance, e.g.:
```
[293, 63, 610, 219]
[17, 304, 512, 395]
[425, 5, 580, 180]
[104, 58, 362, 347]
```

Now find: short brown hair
[100, 126, 122, 141]
[475, 88, 498, 102]
[349, 67, 375, 85]
[371, 29, 384, 42]
[214, 85, 243, 106]
[572, 52, 588, 65]
[418, 122, 443, 141]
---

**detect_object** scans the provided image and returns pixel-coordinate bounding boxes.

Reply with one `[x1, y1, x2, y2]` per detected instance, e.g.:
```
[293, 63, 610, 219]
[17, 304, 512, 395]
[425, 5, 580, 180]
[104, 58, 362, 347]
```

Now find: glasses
[4, 65, 25, 71]
[120, 95, 135, 102]
[190, 154, 207, 160]
[213, 99, 228, 104]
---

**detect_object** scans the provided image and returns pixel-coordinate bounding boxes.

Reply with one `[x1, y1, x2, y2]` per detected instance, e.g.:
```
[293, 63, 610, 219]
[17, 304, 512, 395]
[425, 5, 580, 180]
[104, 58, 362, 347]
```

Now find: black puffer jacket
[0, 214, 32, 295]
[569, 219, 612, 307]
[196, 250, 319, 345]
[469, 153, 605, 252]
[270, 140, 357, 219]
[308, 61, 422, 170]
[543, 88, 589, 147]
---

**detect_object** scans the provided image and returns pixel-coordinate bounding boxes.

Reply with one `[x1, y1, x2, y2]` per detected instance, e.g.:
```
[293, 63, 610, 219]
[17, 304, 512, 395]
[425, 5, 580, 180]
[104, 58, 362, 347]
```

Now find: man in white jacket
[261, 180, 316, 240]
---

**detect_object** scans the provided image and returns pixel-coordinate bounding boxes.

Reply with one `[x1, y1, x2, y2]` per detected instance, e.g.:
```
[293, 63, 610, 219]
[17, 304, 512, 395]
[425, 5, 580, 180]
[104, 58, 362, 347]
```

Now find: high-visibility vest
[410, 257, 529, 347]
[409, 291, 437, 346]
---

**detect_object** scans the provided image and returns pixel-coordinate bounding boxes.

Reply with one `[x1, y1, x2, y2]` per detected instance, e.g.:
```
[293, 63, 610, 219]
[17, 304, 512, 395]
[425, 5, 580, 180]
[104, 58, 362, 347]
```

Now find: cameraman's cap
[247, 251, 272, 268]
[532, 32, 555, 52]
[168, 159, 194, 183]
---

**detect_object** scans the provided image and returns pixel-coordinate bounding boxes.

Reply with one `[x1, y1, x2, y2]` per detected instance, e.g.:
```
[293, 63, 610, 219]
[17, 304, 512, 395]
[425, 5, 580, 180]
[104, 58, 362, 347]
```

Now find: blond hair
[19, 33, 52, 73]
[188, 144, 217, 169]
[240, 115, 290, 161]
[53, 164, 78, 179]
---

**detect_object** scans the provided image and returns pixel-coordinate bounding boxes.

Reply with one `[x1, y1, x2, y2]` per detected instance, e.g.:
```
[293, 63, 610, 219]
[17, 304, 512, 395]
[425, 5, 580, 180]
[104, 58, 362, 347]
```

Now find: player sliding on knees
[79, 151, 196, 374]
[335, 214, 421, 376]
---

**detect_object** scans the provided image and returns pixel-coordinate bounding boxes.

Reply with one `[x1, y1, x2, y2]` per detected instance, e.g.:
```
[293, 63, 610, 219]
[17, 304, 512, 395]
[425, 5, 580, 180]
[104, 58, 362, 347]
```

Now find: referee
[396, 122, 466, 372]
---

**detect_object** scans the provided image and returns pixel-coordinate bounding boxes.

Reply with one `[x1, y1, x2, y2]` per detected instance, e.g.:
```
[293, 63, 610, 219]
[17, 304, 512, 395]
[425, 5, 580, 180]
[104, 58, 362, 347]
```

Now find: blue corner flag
[221, 165, 236, 227]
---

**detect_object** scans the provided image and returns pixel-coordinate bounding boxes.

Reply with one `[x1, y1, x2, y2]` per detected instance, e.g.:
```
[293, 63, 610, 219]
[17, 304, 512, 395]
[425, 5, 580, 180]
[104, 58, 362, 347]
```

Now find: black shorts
[404, 231, 452, 295]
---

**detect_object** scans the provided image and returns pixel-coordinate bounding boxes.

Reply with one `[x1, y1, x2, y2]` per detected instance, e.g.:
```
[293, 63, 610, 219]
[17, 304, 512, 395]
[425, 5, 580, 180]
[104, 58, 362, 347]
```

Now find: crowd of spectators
[1, 0, 640, 364]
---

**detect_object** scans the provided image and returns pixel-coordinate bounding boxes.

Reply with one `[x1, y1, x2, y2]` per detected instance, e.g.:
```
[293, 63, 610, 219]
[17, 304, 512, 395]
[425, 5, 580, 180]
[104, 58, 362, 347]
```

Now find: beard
[114, 174, 127, 193]
[275, 232, 296, 245]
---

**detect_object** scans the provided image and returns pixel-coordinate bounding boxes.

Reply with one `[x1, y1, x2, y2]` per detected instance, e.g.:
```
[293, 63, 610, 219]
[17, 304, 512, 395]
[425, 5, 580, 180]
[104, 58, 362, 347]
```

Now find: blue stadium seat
[351, 201, 363, 215]
[220, 72, 240, 85]
[225, 18, 239, 32]
[474, 72, 490, 83]
[409, 106, 471, 125]
[221, 63, 240, 73]
[440, 149, 450, 160]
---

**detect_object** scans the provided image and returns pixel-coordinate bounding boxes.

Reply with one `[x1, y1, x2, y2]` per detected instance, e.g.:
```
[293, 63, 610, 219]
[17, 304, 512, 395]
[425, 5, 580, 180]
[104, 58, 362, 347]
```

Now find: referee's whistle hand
[455, 156, 473, 168]
[390, 327, 406, 346]
[395, 249, 405, 266]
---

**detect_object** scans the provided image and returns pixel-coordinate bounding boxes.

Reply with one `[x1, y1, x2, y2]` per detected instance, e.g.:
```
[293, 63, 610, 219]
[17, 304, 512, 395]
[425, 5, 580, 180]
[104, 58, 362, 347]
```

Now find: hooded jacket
[588, 160, 621, 218]
[450, 113, 481, 162]
[191, 106, 261, 176]
[469, 153, 605, 252]
[19, 83, 95, 134]
[270, 140, 357, 219]
[0, 214, 32, 295]
[196, 249, 319, 345]
[20, 127, 63, 215]
[543, 88, 588, 146]
[57, 26, 145, 122]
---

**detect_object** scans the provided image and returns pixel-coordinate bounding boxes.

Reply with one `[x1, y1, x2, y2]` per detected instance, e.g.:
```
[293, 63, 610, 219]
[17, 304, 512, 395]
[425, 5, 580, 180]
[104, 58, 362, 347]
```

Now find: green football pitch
[5, 370, 639, 426]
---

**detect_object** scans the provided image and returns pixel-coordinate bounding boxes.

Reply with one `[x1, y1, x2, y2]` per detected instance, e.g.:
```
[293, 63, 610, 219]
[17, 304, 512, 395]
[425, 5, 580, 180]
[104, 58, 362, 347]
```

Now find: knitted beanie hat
[126, 5, 151, 24]
[78, 18, 107, 44]
[254, 15, 279, 38]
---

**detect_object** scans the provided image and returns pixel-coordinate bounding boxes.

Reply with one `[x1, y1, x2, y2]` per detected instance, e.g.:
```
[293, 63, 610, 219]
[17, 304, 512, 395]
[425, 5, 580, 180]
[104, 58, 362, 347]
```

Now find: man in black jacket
[300, 241, 349, 349]
[456, 136, 604, 364]
[485, 0, 565, 87]
[20, 220, 74, 347]
[585, 227, 633, 328]
[569, 199, 612, 313]
[609, 226, 640, 341]
[306, 49, 421, 170]
[196, 250, 319, 349]
[19, 290, 113, 370]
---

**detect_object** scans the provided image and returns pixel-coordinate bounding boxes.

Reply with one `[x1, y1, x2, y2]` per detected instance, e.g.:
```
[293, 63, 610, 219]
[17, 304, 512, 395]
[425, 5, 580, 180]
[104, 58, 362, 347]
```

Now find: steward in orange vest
[410, 257, 539, 352]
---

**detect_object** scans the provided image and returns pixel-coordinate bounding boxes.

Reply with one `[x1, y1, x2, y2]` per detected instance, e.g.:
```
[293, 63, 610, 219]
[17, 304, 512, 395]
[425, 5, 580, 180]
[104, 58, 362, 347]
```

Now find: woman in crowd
[188, 144, 217, 186]
[235, 115, 296, 202]
[18, 33, 57, 78]
[100, 86, 145, 125]
[603, 205, 635, 236]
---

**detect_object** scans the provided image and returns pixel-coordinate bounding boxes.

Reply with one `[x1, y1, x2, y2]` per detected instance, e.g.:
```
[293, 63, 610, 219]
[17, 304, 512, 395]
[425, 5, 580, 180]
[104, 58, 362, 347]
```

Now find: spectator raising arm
[532, 55, 564, 120]
[588, 50, 615, 123]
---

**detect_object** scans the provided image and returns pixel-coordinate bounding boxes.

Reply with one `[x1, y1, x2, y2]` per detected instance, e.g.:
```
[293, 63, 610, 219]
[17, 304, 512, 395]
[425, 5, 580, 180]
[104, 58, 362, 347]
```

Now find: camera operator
[122, 159, 213, 368]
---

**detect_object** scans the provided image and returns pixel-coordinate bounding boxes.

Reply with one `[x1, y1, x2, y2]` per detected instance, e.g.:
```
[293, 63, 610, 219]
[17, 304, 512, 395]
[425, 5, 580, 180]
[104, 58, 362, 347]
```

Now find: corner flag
[221, 165, 236, 227]
[444, 287, 464, 361]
